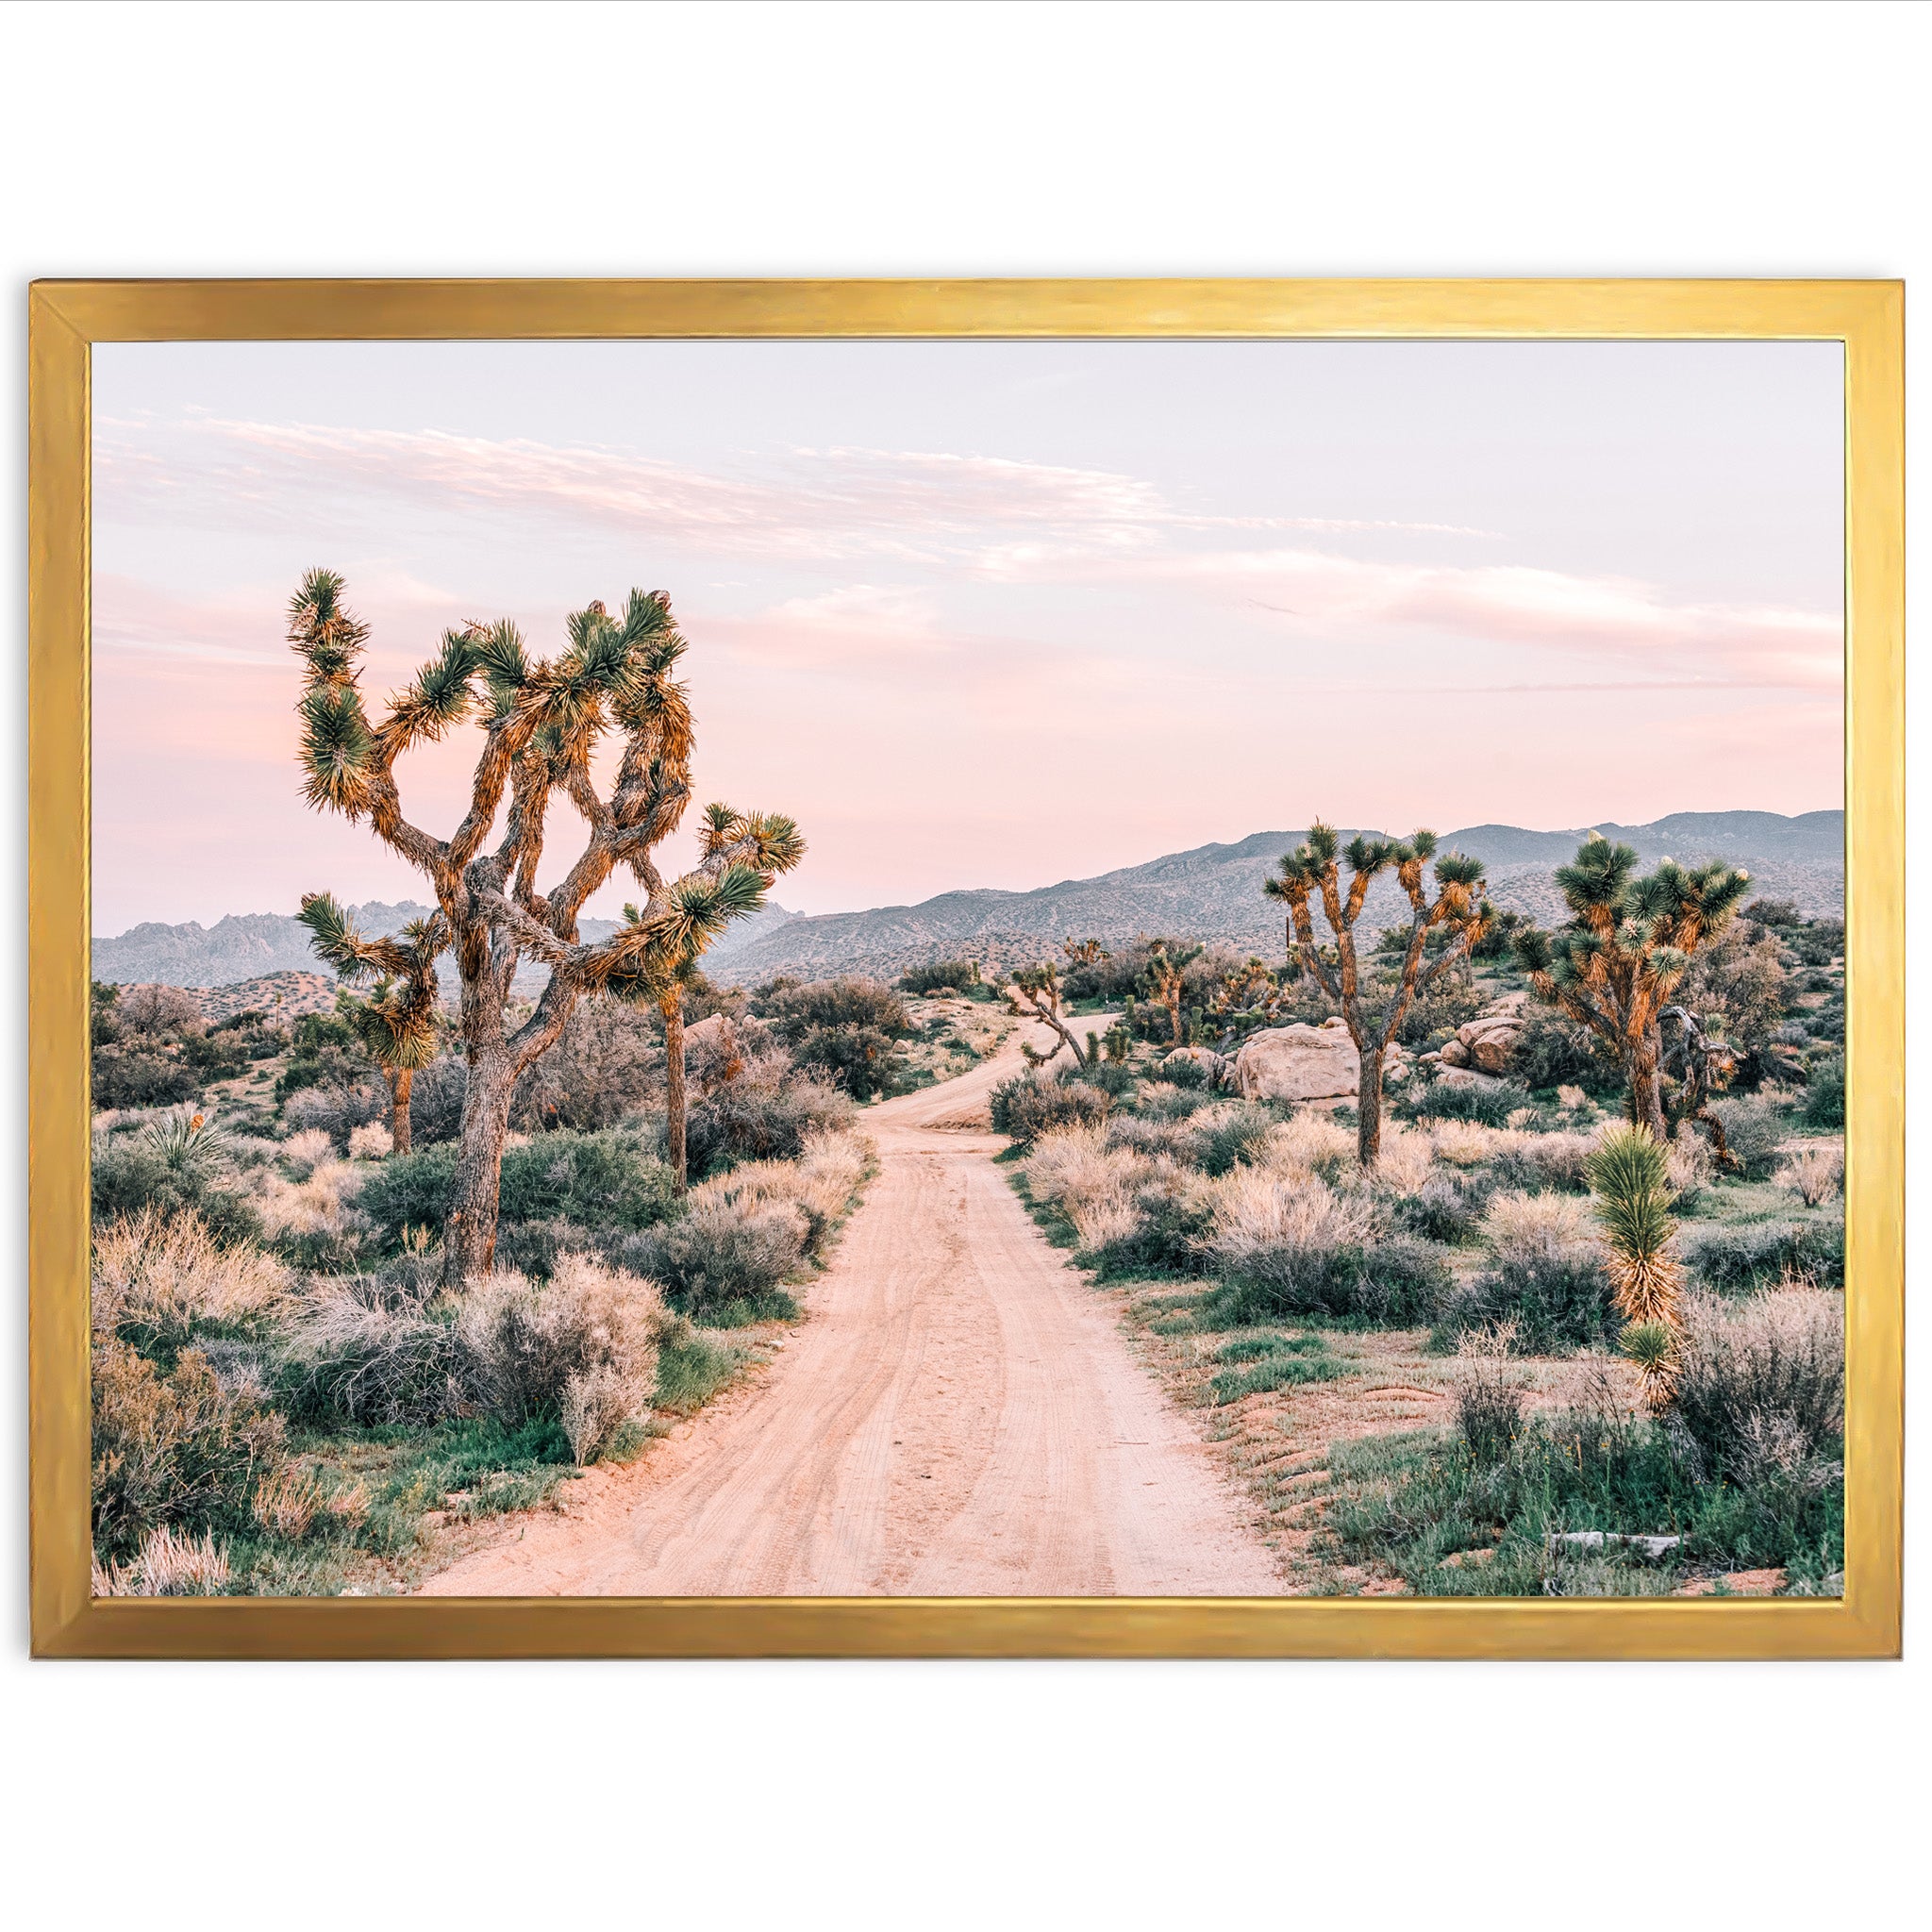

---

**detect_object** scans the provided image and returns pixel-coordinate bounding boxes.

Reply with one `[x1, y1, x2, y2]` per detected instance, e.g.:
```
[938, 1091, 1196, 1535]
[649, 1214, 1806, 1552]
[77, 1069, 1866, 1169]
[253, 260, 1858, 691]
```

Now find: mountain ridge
[93, 810, 1842, 991]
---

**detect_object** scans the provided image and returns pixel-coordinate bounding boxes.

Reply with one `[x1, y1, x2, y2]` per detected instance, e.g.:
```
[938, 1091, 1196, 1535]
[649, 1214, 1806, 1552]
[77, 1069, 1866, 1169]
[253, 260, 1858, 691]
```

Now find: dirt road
[421, 1019, 1284, 1597]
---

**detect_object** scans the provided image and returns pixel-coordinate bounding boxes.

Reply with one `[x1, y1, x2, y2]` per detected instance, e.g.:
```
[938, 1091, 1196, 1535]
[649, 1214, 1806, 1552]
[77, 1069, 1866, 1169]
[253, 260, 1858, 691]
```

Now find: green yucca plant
[138, 1107, 231, 1180]
[1586, 1124, 1685, 1413]
[287, 574, 804, 1282]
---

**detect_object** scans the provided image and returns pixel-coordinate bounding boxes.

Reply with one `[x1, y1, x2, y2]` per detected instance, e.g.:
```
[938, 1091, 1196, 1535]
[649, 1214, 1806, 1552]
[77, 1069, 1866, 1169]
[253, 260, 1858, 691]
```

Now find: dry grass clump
[1775, 1142, 1844, 1208]
[1673, 1284, 1844, 1482]
[633, 1191, 808, 1311]
[695, 1127, 869, 1259]
[280, 1127, 337, 1177]
[1428, 1119, 1514, 1169]
[92, 1524, 232, 1597]
[1261, 1109, 1356, 1180]
[1482, 1190, 1594, 1266]
[255, 1154, 366, 1239]
[458, 1254, 668, 1456]
[1023, 1125, 1181, 1252]
[92, 1206, 292, 1341]
[347, 1122, 393, 1160]
[1200, 1165, 1374, 1269]
[1371, 1125, 1436, 1198]
[251, 1457, 326, 1538]
[1665, 1128, 1715, 1207]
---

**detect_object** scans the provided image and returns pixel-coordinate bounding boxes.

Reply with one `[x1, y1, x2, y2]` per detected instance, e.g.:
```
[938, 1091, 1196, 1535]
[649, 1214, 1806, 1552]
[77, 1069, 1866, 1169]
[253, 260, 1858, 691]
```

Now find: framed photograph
[29, 278, 1902, 1657]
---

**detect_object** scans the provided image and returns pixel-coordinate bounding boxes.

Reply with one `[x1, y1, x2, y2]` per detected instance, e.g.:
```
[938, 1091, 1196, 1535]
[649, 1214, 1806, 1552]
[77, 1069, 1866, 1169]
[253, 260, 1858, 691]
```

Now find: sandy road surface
[421, 1018, 1283, 1597]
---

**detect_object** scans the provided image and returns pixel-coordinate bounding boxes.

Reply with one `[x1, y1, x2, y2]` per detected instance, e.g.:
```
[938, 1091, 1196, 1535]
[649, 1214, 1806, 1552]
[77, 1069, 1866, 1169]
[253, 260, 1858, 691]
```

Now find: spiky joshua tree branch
[1264, 822, 1494, 1165]
[289, 570, 804, 1282]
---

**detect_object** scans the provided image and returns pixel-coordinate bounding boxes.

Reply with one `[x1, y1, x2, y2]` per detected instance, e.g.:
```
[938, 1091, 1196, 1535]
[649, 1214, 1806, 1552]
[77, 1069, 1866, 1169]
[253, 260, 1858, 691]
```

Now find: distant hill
[92, 896, 800, 991]
[706, 809, 1845, 985]
[95, 811, 1840, 994]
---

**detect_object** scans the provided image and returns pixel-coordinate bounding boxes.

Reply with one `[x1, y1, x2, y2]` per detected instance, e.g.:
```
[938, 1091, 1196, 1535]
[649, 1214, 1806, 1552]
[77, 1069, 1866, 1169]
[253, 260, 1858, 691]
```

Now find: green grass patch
[654, 1330, 744, 1415]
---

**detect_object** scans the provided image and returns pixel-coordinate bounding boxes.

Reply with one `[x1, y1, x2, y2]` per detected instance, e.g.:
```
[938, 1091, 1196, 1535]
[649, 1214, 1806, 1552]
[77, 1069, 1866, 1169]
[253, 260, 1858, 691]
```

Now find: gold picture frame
[29, 277, 1904, 1658]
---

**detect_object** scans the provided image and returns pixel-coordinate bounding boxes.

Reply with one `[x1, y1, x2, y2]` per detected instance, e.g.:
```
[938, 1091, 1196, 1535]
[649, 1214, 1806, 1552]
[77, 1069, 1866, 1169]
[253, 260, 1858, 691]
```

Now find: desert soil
[419, 1016, 1286, 1597]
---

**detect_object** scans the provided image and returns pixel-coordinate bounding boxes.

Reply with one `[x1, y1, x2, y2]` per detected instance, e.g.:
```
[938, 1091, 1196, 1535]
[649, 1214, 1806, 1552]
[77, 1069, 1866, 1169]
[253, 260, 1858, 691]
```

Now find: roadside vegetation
[990, 874, 1846, 1598]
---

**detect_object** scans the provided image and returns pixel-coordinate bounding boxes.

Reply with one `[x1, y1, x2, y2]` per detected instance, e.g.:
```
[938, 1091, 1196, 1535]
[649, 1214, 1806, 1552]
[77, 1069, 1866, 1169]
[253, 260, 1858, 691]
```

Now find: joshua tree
[289, 571, 804, 1283]
[1657, 1004, 1740, 1170]
[297, 894, 442, 1154]
[1142, 941, 1203, 1045]
[635, 933, 709, 1192]
[1513, 835, 1751, 1140]
[1585, 1124, 1684, 1414]
[1264, 822, 1493, 1165]
[1005, 959, 1098, 1067]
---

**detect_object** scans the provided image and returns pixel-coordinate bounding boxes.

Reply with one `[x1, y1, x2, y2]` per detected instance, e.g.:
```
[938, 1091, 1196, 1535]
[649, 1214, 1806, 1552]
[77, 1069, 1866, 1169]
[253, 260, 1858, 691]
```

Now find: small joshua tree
[289, 571, 803, 1283]
[1264, 822, 1492, 1165]
[1585, 1124, 1684, 1414]
[1513, 834, 1751, 1140]
[1005, 959, 1098, 1068]
[1142, 941, 1203, 1045]
[298, 894, 442, 1154]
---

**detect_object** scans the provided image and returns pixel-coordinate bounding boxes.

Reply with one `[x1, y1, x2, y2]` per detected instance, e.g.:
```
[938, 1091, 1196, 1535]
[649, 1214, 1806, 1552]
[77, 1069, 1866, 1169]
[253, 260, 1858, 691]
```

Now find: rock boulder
[1232, 1018, 1361, 1103]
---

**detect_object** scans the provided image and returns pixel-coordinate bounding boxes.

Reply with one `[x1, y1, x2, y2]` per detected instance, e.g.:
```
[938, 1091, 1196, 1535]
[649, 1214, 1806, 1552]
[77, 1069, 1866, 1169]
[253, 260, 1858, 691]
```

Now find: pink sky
[91, 340, 1844, 934]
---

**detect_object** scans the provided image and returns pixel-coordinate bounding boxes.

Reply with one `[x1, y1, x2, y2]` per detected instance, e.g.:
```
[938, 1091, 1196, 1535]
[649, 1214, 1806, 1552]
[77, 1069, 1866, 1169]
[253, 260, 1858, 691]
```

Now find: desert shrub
[1677, 924, 1790, 1084]
[1192, 1101, 1275, 1177]
[1453, 1324, 1527, 1462]
[358, 1129, 679, 1248]
[1510, 1007, 1620, 1095]
[1409, 1078, 1536, 1128]
[499, 1130, 680, 1232]
[275, 1276, 466, 1427]
[1391, 979, 1487, 1050]
[1663, 1128, 1714, 1212]
[1776, 1143, 1843, 1207]
[1672, 1287, 1843, 1482]
[1490, 1130, 1595, 1195]
[1158, 1051, 1210, 1091]
[1395, 1175, 1479, 1243]
[990, 1071, 1108, 1145]
[758, 975, 910, 1037]
[119, 984, 202, 1035]
[281, 1127, 337, 1178]
[92, 1336, 286, 1559]
[92, 1208, 291, 1352]
[457, 1254, 667, 1437]
[691, 1127, 868, 1262]
[283, 1080, 389, 1142]
[91, 1049, 199, 1109]
[1707, 1093, 1788, 1179]
[899, 959, 982, 994]
[511, 998, 661, 1132]
[407, 1055, 469, 1145]
[1199, 1170, 1448, 1323]
[1802, 1052, 1846, 1130]
[1787, 919, 1844, 968]
[90, 1115, 262, 1244]
[348, 1122, 393, 1160]
[1681, 1215, 1844, 1293]
[1436, 1191, 1615, 1353]
[685, 1073, 852, 1173]
[787, 1023, 906, 1101]
[491, 1217, 600, 1279]
[628, 1191, 808, 1317]
[1261, 1109, 1357, 1181]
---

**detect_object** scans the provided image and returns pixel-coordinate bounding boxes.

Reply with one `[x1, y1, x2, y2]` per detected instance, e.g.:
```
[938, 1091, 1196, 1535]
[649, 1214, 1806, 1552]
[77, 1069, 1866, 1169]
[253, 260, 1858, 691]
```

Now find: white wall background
[1, 4, 1921, 1925]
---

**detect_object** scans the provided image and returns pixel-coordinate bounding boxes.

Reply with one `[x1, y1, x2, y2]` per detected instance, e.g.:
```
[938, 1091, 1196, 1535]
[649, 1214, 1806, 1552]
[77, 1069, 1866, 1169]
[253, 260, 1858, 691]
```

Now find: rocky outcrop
[1438, 991, 1529, 1074]
[1231, 1017, 1395, 1103]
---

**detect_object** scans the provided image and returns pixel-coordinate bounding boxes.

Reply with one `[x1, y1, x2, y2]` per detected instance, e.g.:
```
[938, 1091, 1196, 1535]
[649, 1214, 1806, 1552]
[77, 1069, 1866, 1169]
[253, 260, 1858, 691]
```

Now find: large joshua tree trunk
[660, 991, 688, 1191]
[1626, 1028, 1669, 1141]
[388, 1067, 414, 1156]
[444, 1046, 519, 1280]
[1355, 1041, 1385, 1165]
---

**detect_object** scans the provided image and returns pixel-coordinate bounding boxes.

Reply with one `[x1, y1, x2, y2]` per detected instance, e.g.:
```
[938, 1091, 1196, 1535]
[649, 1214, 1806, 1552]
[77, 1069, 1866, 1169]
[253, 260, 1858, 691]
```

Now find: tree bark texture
[1356, 1043, 1384, 1166]
[390, 1066, 414, 1157]
[443, 1051, 519, 1284]
[662, 992, 688, 1191]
